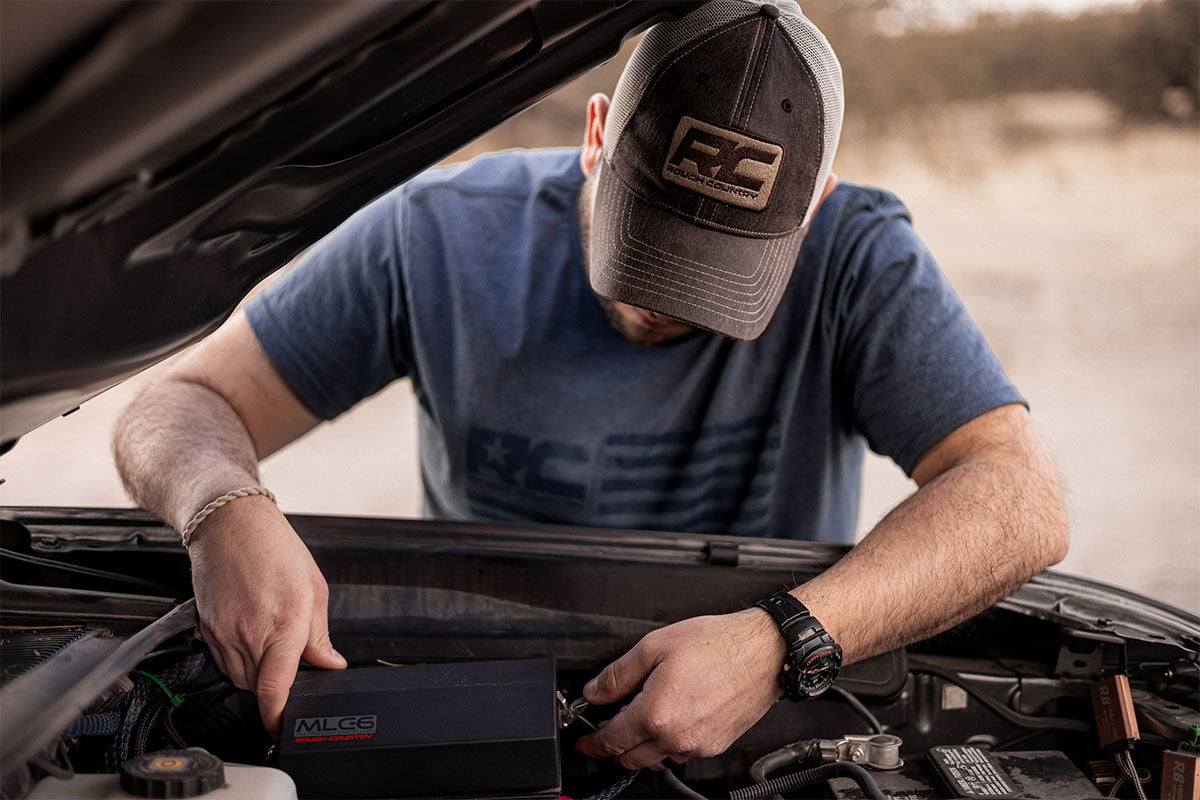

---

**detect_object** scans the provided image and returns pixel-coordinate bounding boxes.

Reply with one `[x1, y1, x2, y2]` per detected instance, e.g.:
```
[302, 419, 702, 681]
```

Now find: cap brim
[588, 160, 805, 341]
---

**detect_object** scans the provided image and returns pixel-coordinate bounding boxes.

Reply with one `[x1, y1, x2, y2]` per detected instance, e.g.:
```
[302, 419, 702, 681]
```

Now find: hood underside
[0, 0, 702, 444]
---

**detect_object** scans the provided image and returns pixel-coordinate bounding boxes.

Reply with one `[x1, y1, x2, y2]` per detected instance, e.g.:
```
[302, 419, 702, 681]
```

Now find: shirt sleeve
[245, 188, 410, 420]
[832, 189, 1025, 476]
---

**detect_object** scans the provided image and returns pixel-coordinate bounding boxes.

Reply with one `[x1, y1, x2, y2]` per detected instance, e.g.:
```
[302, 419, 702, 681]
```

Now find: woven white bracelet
[180, 486, 277, 547]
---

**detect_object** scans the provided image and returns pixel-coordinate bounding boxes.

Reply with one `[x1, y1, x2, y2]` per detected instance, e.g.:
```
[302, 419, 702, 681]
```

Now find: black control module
[279, 659, 560, 799]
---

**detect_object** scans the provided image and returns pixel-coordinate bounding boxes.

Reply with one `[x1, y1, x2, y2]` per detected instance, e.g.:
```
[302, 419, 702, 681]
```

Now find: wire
[993, 728, 1052, 751]
[663, 768, 710, 800]
[908, 660, 1092, 734]
[730, 762, 886, 800]
[163, 710, 189, 749]
[0, 546, 176, 596]
[582, 770, 640, 800]
[828, 686, 884, 734]
[1118, 749, 1148, 800]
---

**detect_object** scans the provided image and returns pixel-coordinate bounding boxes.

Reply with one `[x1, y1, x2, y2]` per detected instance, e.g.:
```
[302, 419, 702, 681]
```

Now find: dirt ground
[2, 93, 1197, 613]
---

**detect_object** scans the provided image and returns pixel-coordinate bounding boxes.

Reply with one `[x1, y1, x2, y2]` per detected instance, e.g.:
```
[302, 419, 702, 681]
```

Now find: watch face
[799, 646, 840, 695]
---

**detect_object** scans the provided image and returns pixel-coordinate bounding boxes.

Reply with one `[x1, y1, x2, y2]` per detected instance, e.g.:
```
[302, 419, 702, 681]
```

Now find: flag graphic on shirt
[466, 416, 779, 536]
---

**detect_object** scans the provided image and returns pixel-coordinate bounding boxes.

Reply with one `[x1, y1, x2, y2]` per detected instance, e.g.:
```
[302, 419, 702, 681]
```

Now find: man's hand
[187, 495, 346, 734]
[575, 609, 784, 769]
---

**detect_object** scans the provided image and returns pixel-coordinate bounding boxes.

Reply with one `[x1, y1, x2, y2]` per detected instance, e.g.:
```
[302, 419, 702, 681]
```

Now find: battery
[927, 745, 1018, 798]
[278, 659, 560, 799]
[827, 749, 1103, 799]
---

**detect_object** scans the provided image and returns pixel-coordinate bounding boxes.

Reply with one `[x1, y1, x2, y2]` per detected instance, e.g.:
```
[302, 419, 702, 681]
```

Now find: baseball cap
[588, 0, 843, 341]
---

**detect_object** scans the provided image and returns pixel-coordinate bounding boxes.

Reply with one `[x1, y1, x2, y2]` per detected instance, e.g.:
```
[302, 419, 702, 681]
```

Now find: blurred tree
[802, 0, 1199, 128]
[1096, 1, 1199, 120]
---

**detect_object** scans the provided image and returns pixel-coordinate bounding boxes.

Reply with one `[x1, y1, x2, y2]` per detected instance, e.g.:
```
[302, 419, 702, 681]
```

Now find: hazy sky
[875, 0, 1142, 32]
[977, 0, 1138, 10]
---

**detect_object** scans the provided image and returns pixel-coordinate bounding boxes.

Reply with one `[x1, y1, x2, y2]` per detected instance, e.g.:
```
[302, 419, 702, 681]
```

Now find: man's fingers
[220, 645, 252, 692]
[575, 700, 651, 760]
[584, 639, 657, 705]
[576, 637, 663, 761]
[239, 647, 260, 696]
[255, 635, 306, 735]
[302, 594, 347, 670]
[615, 742, 672, 771]
[197, 622, 229, 676]
[207, 643, 229, 677]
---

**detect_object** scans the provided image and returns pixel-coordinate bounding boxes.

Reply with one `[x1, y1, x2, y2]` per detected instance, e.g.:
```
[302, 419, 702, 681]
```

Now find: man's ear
[821, 173, 838, 203]
[807, 172, 838, 220]
[580, 93, 611, 177]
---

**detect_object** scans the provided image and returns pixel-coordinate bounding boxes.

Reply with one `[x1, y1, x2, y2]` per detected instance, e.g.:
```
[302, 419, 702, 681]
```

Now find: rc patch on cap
[661, 116, 783, 212]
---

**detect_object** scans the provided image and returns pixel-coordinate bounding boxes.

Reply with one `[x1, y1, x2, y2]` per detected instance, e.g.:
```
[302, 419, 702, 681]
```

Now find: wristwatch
[755, 591, 843, 702]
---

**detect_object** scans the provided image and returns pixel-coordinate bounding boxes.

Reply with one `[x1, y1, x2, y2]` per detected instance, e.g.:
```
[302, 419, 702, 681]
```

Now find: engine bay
[1, 508, 1197, 799]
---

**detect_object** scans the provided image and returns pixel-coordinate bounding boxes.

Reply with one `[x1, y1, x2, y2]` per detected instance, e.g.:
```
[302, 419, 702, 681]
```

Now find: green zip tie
[137, 671, 186, 710]
[1190, 723, 1200, 745]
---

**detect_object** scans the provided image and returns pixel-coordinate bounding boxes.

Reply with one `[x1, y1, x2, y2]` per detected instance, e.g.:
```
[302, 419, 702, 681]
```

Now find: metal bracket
[1055, 630, 1126, 680]
[819, 733, 904, 770]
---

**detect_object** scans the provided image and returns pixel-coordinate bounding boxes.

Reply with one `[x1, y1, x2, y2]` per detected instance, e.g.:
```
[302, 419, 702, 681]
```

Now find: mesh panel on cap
[603, 0, 843, 227]
[778, 10, 843, 225]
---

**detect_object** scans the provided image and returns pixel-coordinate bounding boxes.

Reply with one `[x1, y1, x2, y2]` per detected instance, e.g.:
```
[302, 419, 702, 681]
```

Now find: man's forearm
[575, 409, 1066, 770]
[792, 427, 1068, 664]
[113, 379, 263, 533]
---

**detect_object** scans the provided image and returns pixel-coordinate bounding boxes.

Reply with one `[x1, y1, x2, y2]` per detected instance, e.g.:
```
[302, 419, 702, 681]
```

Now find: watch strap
[755, 591, 841, 701]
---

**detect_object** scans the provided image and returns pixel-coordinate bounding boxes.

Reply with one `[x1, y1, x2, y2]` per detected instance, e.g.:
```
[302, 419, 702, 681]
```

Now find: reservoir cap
[120, 748, 225, 798]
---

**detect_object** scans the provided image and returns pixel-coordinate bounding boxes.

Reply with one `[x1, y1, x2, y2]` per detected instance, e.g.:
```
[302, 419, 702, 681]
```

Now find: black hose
[828, 686, 883, 734]
[908, 660, 1092, 734]
[663, 768, 710, 800]
[751, 749, 803, 785]
[730, 762, 886, 800]
[749, 739, 819, 785]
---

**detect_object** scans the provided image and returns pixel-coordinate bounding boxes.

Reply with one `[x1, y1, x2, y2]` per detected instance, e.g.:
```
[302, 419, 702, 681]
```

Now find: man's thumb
[583, 642, 654, 705]
[303, 628, 347, 670]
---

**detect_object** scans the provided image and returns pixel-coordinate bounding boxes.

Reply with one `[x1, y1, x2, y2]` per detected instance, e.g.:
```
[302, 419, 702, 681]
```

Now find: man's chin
[621, 323, 690, 348]
[600, 298, 697, 348]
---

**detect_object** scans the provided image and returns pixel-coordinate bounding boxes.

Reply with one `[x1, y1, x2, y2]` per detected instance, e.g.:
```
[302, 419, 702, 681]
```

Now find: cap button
[760, 3, 781, 19]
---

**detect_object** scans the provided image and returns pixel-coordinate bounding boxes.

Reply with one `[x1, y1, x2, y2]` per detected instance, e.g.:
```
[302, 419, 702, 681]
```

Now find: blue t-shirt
[247, 148, 1022, 543]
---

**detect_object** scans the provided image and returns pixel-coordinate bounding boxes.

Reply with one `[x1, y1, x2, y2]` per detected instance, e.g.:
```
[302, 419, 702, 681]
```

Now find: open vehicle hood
[0, 0, 701, 444]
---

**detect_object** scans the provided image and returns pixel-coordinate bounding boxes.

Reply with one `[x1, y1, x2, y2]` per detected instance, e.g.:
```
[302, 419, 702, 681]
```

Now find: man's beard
[576, 168, 697, 348]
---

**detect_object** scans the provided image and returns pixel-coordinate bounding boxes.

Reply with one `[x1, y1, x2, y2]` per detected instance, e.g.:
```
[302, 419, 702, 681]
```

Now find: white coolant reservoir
[27, 756, 297, 800]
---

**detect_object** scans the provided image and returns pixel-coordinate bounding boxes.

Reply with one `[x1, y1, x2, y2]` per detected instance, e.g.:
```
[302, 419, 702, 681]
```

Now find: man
[113, 0, 1067, 772]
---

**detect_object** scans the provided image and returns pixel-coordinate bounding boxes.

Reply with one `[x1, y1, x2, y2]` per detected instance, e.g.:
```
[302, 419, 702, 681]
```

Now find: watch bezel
[795, 642, 841, 696]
